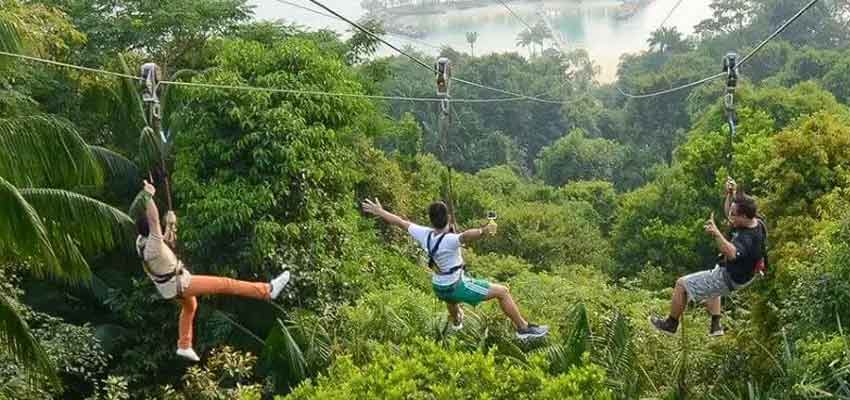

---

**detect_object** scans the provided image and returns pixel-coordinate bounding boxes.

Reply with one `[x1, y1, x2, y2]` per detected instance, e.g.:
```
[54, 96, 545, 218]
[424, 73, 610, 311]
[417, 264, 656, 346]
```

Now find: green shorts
[432, 276, 491, 306]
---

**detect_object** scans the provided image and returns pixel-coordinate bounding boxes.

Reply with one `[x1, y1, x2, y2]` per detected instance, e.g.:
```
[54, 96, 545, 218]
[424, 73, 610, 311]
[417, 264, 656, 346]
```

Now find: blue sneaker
[516, 324, 548, 340]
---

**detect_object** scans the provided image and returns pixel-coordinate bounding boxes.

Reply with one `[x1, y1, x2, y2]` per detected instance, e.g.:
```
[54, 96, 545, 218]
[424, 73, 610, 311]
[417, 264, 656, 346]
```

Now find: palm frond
[0, 17, 21, 54]
[0, 89, 38, 116]
[90, 145, 142, 197]
[41, 219, 91, 284]
[0, 293, 57, 383]
[594, 311, 641, 399]
[533, 303, 590, 374]
[117, 54, 146, 129]
[137, 126, 163, 173]
[0, 115, 103, 189]
[210, 309, 265, 347]
[161, 68, 199, 135]
[261, 319, 307, 393]
[0, 176, 60, 277]
[20, 189, 135, 261]
[127, 189, 147, 220]
[288, 313, 333, 372]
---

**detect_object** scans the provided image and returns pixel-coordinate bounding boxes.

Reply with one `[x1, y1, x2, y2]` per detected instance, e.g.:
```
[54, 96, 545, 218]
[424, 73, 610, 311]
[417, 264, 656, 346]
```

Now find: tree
[516, 28, 534, 57]
[465, 31, 478, 56]
[647, 26, 690, 53]
[535, 129, 626, 187]
[42, 0, 253, 73]
[0, 7, 133, 386]
[0, 115, 134, 383]
[694, 0, 752, 39]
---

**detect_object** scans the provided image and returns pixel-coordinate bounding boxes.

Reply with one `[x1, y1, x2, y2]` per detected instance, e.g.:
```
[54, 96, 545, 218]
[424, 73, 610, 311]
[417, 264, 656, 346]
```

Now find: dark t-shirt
[722, 220, 766, 285]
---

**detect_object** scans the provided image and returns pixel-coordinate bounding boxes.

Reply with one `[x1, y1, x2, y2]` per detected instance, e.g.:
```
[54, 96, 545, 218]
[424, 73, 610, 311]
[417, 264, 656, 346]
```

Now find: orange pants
[178, 275, 270, 349]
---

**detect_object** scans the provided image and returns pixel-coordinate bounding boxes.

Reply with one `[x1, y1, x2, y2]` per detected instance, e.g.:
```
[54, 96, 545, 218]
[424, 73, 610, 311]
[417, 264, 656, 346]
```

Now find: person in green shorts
[361, 198, 548, 340]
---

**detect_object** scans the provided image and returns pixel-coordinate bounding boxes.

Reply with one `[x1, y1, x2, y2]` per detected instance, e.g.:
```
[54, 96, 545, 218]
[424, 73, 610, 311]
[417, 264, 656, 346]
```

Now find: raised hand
[143, 180, 156, 196]
[361, 198, 384, 216]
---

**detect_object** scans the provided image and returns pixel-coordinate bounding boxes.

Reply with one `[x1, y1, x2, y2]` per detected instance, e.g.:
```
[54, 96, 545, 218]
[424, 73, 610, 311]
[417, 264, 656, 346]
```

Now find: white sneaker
[450, 308, 464, 331]
[270, 270, 291, 300]
[176, 347, 200, 362]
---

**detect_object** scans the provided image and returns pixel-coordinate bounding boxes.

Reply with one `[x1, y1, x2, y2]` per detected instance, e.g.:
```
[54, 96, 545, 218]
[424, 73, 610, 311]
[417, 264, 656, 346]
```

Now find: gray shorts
[682, 265, 753, 303]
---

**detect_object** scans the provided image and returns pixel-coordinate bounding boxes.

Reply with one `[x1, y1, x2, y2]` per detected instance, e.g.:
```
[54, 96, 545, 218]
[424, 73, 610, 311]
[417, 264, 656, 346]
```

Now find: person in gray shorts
[650, 178, 767, 337]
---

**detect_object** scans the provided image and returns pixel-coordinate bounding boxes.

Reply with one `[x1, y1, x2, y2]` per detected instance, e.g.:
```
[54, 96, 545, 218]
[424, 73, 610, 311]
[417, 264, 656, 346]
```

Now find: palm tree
[465, 31, 478, 56]
[530, 21, 551, 55]
[647, 26, 689, 53]
[0, 16, 134, 383]
[516, 29, 534, 57]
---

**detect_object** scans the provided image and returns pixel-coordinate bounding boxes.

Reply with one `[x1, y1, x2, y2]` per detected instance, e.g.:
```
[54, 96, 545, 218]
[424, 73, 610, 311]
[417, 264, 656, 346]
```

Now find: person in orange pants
[135, 180, 291, 361]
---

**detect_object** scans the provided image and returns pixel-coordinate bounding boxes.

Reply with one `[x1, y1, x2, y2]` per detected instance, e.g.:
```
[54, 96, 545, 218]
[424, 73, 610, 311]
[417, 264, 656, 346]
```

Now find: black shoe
[649, 315, 677, 336]
[516, 324, 549, 340]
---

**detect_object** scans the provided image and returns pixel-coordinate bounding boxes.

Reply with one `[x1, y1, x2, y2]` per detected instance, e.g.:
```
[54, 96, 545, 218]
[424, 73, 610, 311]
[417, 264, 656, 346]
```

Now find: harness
[426, 231, 464, 276]
[137, 236, 185, 298]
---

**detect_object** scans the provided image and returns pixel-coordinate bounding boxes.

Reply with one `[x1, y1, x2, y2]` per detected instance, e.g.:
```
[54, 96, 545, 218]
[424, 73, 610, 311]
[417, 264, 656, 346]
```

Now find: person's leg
[183, 275, 271, 300]
[705, 295, 724, 335]
[669, 277, 689, 320]
[651, 276, 691, 335]
[178, 295, 198, 350]
[485, 284, 528, 330]
[704, 296, 721, 316]
[446, 302, 461, 325]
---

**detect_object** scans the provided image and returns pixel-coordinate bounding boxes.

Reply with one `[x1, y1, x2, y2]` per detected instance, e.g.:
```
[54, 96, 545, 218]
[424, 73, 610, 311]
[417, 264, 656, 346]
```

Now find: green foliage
[611, 167, 710, 277]
[822, 54, 850, 105]
[534, 304, 590, 375]
[475, 201, 611, 270]
[757, 111, 850, 219]
[177, 346, 263, 400]
[283, 338, 613, 400]
[535, 129, 626, 187]
[558, 180, 617, 232]
[172, 36, 380, 304]
[466, 252, 533, 282]
[261, 320, 308, 393]
[0, 293, 56, 386]
[0, 116, 103, 189]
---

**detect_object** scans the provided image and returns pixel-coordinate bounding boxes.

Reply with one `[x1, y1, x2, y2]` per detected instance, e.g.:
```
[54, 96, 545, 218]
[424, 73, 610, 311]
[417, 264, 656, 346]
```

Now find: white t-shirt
[408, 224, 464, 286]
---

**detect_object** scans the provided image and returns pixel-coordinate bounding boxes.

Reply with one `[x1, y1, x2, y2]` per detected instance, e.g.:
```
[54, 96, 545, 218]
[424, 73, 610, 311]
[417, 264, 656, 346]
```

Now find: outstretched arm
[361, 198, 411, 231]
[143, 180, 163, 237]
[459, 222, 496, 244]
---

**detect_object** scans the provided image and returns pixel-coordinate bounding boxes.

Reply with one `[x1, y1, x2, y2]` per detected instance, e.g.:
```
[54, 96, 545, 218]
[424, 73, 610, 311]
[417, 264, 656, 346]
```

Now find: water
[250, 0, 712, 82]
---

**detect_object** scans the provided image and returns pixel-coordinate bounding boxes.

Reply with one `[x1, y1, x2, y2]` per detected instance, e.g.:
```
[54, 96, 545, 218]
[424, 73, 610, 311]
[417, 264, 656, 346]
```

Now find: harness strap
[755, 219, 769, 276]
[142, 261, 185, 296]
[426, 231, 447, 271]
[436, 264, 464, 276]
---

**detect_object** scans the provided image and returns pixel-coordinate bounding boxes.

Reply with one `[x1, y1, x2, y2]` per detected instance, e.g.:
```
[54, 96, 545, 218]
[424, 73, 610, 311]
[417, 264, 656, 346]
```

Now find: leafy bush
[535, 129, 626, 187]
[282, 338, 613, 400]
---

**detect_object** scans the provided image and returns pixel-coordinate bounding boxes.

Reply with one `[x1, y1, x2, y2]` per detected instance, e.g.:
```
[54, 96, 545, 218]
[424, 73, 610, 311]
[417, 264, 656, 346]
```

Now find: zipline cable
[0, 50, 140, 80]
[301, 0, 571, 104]
[273, 0, 444, 50]
[657, 0, 685, 29]
[0, 50, 539, 103]
[618, 0, 821, 99]
[737, 0, 820, 67]
[496, 0, 537, 32]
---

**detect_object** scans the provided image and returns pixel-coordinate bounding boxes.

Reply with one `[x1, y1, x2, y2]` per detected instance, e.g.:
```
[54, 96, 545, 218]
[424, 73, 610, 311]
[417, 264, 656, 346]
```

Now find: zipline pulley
[722, 52, 739, 174]
[140, 62, 174, 214]
[435, 57, 451, 97]
[435, 57, 456, 232]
